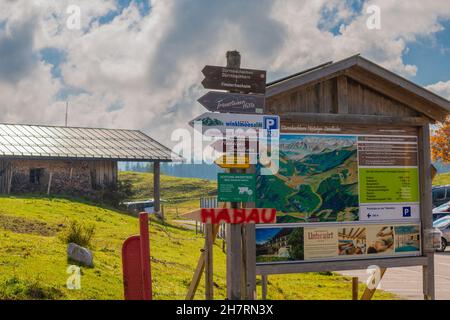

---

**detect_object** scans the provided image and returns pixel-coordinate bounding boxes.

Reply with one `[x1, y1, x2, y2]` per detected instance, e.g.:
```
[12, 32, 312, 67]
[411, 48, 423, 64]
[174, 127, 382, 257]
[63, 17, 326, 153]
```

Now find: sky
[0, 0, 450, 146]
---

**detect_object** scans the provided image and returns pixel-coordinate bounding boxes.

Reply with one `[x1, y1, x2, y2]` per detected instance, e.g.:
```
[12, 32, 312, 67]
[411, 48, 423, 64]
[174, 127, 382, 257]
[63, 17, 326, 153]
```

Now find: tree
[431, 116, 450, 164]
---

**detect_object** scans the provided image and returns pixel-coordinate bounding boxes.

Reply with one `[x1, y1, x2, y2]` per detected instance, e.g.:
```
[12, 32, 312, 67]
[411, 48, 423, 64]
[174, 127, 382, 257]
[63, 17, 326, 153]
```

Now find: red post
[122, 212, 152, 300]
[139, 212, 152, 300]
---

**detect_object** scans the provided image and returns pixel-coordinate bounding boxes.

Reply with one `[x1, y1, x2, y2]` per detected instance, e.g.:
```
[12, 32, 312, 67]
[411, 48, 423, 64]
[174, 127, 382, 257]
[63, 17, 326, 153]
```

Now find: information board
[255, 125, 422, 264]
[218, 173, 256, 202]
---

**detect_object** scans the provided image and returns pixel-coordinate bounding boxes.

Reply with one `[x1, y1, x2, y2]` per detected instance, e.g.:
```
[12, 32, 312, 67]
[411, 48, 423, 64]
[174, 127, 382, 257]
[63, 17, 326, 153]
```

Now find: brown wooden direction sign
[183, 208, 277, 224]
[201, 65, 266, 94]
[210, 138, 259, 154]
[198, 91, 264, 114]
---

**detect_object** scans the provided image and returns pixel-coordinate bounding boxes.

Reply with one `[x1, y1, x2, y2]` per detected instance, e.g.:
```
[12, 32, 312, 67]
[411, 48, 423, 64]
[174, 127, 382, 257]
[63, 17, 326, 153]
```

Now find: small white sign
[189, 112, 279, 137]
[359, 204, 420, 221]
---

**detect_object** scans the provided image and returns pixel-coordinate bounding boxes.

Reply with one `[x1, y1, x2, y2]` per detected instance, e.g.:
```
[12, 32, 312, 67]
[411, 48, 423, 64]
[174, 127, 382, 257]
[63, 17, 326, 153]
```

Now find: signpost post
[186, 50, 269, 300]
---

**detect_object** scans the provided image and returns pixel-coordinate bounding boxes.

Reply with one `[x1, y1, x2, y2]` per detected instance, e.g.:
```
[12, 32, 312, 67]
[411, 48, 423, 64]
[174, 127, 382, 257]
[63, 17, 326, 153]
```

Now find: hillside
[119, 171, 217, 203]
[0, 174, 397, 300]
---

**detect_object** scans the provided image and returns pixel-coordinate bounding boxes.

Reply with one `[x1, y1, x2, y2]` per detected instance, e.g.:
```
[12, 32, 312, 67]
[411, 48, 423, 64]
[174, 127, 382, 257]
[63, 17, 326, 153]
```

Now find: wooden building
[0, 124, 175, 210]
[254, 54, 450, 300]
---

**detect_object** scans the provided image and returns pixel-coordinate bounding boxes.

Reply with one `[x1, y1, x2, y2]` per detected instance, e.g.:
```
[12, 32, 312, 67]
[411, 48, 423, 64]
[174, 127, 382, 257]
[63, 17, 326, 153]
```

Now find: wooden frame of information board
[243, 55, 450, 301]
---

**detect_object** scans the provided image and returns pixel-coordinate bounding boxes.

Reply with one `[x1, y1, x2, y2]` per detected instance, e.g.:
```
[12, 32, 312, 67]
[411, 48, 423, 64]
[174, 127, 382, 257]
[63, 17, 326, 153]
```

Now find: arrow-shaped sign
[201, 65, 266, 94]
[210, 138, 259, 154]
[198, 91, 265, 114]
[182, 208, 277, 224]
[189, 112, 280, 137]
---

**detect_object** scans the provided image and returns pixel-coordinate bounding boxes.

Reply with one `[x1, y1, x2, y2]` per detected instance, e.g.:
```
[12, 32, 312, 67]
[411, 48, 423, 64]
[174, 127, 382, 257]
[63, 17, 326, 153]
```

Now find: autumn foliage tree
[431, 116, 450, 164]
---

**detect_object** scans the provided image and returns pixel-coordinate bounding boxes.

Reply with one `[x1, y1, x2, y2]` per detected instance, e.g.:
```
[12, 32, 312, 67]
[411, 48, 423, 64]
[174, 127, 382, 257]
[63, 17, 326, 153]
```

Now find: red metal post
[139, 212, 152, 300]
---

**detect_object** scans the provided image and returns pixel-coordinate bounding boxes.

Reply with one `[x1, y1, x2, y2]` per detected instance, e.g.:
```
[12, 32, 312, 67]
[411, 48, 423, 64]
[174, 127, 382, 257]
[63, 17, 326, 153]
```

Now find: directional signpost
[214, 155, 250, 169]
[201, 65, 266, 94]
[186, 51, 274, 301]
[210, 138, 259, 155]
[198, 92, 265, 114]
[189, 112, 279, 137]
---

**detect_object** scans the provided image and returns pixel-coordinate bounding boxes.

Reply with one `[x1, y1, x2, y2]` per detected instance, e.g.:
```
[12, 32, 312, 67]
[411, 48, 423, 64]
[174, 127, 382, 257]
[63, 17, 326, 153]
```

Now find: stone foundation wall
[8, 159, 115, 198]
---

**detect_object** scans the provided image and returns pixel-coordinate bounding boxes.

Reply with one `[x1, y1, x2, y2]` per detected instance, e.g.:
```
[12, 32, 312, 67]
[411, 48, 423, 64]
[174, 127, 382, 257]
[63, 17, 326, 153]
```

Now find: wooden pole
[185, 224, 221, 300]
[419, 124, 435, 300]
[361, 267, 386, 300]
[153, 161, 161, 217]
[225, 50, 245, 300]
[244, 166, 257, 300]
[261, 275, 268, 300]
[352, 277, 359, 300]
[205, 223, 214, 300]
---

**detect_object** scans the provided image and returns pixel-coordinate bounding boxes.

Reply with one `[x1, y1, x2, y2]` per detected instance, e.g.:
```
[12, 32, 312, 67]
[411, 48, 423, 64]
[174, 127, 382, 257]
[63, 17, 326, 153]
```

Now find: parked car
[432, 201, 450, 221]
[121, 199, 166, 214]
[432, 185, 450, 208]
[433, 217, 450, 251]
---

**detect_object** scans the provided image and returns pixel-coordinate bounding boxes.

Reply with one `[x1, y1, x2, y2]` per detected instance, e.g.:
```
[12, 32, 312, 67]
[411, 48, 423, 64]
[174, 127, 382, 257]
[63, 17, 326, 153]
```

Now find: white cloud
[427, 81, 450, 100]
[0, 0, 450, 145]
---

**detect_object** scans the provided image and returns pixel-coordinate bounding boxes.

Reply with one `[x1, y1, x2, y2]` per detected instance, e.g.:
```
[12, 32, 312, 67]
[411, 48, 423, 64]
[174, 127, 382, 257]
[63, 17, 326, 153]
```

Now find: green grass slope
[0, 196, 224, 300]
[0, 195, 397, 300]
[119, 171, 217, 203]
[0, 172, 398, 300]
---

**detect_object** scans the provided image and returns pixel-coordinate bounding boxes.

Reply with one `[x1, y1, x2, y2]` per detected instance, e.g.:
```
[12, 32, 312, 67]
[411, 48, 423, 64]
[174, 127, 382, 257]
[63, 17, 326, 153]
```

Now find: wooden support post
[352, 277, 359, 300]
[261, 275, 268, 300]
[244, 165, 257, 300]
[360, 267, 386, 300]
[227, 222, 243, 300]
[205, 223, 214, 300]
[153, 161, 161, 217]
[185, 224, 221, 300]
[419, 124, 435, 300]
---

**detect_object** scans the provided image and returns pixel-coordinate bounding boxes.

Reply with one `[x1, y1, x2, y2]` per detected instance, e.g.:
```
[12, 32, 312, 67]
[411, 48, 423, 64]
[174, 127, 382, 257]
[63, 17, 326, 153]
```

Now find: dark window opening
[30, 168, 44, 184]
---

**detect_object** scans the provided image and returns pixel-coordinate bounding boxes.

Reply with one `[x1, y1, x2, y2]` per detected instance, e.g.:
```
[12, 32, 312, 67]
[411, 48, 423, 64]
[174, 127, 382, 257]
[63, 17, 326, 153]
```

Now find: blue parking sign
[402, 206, 412, 217]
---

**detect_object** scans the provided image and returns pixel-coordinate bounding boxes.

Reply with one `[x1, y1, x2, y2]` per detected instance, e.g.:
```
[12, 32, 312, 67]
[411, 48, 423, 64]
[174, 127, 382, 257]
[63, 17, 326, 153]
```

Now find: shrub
[63, 220, 95, 248]
[96, 180, 135, 207]
[0, 276, 64, 300]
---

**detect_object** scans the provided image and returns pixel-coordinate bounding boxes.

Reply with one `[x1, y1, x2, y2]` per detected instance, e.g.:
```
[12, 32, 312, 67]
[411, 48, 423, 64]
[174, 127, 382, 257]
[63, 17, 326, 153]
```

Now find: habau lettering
[201, 208, 276, 224]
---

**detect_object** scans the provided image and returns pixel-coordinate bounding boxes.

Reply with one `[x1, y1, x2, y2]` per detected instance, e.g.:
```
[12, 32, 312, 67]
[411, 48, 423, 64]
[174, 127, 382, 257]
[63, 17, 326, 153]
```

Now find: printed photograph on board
[367, 226, 395, 255]
[304, 227, 339, 260]
[394, 225, 421, 253]
[338, 227, 367, 255]
[257, 134, 359, 223]
[256, 227, 304, 263]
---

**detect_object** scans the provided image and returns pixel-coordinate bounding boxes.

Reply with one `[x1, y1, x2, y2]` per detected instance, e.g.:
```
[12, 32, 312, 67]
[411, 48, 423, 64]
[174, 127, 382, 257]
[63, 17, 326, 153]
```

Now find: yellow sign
[214, 155, 250, 169]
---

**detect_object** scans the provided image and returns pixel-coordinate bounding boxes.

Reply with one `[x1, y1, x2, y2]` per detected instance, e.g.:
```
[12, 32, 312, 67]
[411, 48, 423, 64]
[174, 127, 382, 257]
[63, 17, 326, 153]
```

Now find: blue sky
[1, 1, 450, 145]
[404, 19, 450, 85]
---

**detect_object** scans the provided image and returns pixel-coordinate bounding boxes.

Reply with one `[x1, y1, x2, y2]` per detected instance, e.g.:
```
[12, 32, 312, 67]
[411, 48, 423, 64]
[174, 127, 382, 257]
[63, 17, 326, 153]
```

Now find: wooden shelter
[254, 54, 450, 300]
[0, 123, 176, 211]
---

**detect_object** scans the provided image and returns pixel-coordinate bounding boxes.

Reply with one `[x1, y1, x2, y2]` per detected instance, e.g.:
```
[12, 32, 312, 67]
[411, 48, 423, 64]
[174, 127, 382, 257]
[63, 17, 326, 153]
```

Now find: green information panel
[218, 173, 256, 203]
[359, 168, 420, 203]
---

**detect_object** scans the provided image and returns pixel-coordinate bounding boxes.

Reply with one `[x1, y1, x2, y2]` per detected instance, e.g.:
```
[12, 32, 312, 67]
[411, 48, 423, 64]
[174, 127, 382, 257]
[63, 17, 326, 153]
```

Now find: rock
[67, 243, 94, 267]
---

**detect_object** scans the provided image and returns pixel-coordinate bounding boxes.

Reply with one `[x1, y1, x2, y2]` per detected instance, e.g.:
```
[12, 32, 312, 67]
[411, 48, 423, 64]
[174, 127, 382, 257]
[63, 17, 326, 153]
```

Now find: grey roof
[0, 123, 177, 162]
